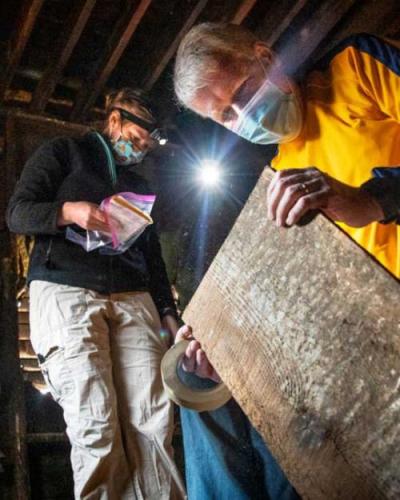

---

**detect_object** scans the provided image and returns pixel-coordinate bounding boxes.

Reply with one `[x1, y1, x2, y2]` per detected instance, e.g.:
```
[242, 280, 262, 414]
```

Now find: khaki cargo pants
[30, 281, 185, 500]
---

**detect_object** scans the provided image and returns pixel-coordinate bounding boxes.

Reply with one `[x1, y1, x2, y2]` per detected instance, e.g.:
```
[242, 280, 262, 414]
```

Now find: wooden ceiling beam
[70, 0, 152, 122]
[258, 0, 358, 73]
[255, 0, 308, 45]
[143, 0, 208, 92]
[0, 0, 45, 101]
[231, 0, 257, 25]
[30, 0, 97, 113]
[265, 0, 308, 46]
[3, 89, 106, 121]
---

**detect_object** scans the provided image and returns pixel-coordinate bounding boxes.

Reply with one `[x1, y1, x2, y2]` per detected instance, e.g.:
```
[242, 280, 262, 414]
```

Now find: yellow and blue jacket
[272, 33, 400, 278]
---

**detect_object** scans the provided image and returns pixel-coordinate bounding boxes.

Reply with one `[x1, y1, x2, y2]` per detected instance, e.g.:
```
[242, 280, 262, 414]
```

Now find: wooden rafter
[266, 0, 308, 46]
[0, 0, 45, 101]
[30, 0, 97, 113]
[70, 0, 152, 122]
[255, 0, 307, 44]
[261, 0, 358, 72]
[231, 0, 257, 25]
[143, 0, 208, 92]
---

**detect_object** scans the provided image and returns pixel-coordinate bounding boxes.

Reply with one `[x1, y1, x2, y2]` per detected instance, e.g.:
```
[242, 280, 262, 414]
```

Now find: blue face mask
[228, 80, 303, 145]
[112, 137, 147, 166]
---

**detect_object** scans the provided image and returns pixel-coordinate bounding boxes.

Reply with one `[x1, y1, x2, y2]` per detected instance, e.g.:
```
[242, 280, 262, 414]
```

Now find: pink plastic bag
[66, 192, 156, 254]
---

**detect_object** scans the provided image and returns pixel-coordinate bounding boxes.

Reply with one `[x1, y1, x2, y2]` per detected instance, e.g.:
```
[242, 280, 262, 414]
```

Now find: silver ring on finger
[300, 182, 310, 195]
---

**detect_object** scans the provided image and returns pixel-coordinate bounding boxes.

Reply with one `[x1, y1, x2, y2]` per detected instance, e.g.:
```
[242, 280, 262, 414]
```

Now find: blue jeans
[181, 399, 300, 500]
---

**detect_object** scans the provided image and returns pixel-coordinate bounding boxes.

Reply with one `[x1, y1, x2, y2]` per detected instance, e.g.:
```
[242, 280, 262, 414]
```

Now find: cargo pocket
[40, 347, 75, 404]
[53, 285, 87, 325]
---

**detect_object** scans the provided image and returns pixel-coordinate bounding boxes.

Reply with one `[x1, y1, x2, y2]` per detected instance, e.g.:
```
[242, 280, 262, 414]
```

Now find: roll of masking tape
[161, 340, 231, 412]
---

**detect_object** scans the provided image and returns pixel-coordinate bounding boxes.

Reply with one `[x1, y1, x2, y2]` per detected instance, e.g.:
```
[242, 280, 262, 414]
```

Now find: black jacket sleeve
[361, 167, 400, 224]
[144, 224, 178, 319]
[7, 138, 71, 235]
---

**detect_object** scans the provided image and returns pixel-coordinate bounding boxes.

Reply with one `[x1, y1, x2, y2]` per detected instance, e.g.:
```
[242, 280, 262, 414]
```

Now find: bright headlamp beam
[197, 159, 221, 187]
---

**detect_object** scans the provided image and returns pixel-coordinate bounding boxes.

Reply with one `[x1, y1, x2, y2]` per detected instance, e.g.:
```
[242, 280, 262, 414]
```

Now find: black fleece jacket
[7, 131, 177, 318]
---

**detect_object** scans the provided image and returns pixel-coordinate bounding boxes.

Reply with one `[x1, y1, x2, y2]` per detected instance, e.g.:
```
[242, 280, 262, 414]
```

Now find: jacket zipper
[94, 131, 116, 290]
[45, 238, 54, 269]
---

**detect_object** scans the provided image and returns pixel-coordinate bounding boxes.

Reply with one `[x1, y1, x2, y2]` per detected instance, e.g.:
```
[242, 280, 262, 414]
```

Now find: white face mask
[232, 80, 303, 144]
[226, 78, 303, 145]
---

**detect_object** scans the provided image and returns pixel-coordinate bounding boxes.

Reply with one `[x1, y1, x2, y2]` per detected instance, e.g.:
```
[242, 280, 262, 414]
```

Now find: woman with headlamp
[7, 87, 185, 499]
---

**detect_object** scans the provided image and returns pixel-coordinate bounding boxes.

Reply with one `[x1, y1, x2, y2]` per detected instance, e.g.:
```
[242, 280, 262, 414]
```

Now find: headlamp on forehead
[113, 107, 168, 146]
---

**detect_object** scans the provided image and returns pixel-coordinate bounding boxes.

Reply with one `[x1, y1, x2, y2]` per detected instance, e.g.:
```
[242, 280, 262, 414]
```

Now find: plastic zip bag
[66, 192, 156, 254]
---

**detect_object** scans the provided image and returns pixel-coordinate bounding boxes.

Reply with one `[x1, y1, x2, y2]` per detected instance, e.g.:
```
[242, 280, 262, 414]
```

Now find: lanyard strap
[94, 131, 117, 187]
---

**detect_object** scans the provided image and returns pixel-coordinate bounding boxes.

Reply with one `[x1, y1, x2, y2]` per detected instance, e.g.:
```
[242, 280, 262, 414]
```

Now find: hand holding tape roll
[161, 340, 231, 412]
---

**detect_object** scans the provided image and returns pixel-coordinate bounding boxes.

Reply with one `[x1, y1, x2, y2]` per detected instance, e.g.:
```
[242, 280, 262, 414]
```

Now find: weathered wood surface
[183, 168, 400, 500]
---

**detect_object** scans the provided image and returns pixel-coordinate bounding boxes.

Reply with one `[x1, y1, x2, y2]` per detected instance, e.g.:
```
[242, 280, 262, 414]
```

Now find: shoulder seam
[313, 33, 400, 76]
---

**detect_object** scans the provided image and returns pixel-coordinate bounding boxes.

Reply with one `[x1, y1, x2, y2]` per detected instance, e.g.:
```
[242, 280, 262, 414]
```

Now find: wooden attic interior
[0, 0, 399, 498]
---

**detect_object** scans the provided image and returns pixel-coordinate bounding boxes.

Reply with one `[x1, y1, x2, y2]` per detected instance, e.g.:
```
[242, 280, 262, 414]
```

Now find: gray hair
[174, 22, 258, 110]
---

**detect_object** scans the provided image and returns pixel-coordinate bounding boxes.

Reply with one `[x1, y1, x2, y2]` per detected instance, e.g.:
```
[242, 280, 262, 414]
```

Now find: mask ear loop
[115, 115, 139, 152]
[113, 108, 131, 144]
[117, 115, 124, 143]
[260, 53, 305, 136]
[113, 108, 152, 154]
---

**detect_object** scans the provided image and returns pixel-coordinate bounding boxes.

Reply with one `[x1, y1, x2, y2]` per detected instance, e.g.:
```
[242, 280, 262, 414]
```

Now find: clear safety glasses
[113, 107, 168, 146]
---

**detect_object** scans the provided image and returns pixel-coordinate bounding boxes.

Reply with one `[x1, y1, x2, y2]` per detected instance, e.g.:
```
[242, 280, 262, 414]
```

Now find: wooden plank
[20, 358, 40, 371]
[30, 0, 97, 113]
[19, 340, 35, 358]
[143, 0, 208, 91]
[231, 0, 257, 25]
[27, 432, 68, 444]
[71, 0, 152, 122]
[21, 366, 41, 373]
[19, 353, 37, 361]
[17, 296, 29, 312]
[0, 0, 45, 101]
[18, 323, 30, 340]
[23, 370, 44, 386]
[183, 168, 400, 499]
[18, 310, 29, 324]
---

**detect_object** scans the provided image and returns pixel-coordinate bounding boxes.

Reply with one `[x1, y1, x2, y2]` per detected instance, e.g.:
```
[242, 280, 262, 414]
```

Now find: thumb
[175, 324, 193, 343]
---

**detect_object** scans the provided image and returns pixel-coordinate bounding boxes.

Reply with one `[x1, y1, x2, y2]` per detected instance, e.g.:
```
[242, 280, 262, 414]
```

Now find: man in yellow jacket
[173, 22, 399, 500]
[175, 23, 400, 277]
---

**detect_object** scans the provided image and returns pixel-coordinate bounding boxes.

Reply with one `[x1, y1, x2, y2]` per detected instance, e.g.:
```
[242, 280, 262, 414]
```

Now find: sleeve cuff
[159, 306, 179, 320]
[51, 200, 68, 234]
[360, 177, 400, 224]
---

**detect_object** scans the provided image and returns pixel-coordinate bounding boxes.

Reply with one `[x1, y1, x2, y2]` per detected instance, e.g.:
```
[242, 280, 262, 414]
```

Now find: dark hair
[104, 87, 156, 121]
